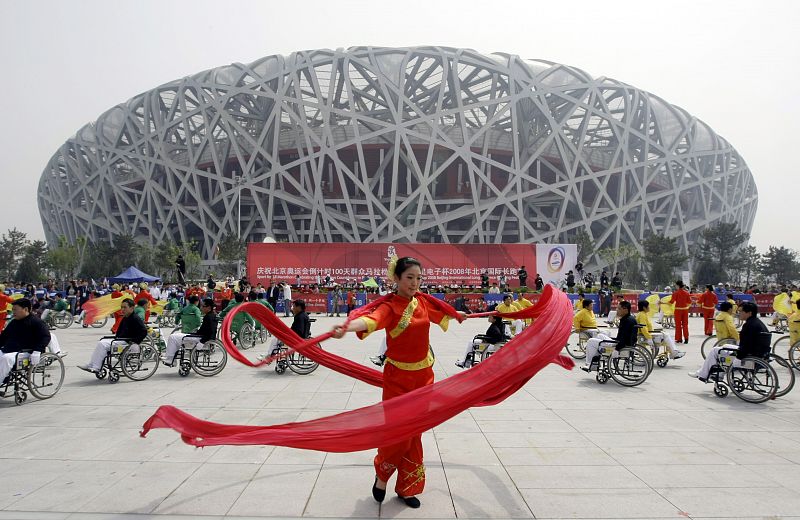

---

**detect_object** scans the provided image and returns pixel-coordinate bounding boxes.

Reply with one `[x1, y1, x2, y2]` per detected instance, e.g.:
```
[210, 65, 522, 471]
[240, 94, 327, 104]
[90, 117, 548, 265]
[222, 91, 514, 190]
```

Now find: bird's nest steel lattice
[38, 46, 757, 265]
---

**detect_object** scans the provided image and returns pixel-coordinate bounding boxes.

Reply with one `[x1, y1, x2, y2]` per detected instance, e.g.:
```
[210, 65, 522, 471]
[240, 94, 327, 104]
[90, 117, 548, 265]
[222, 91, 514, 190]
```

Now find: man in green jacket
[41, 293, 69, 326]
[175, 295, 202, 333]
[219, 292, 254, 342]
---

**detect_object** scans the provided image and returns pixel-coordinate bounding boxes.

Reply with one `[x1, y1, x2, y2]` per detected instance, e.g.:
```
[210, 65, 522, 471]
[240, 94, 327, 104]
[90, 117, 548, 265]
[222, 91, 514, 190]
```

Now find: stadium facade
[37, 46, 757, 268]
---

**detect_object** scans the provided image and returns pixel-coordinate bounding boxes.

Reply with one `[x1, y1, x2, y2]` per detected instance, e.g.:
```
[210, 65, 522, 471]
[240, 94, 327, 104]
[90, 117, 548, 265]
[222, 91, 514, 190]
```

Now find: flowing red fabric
[141, 286, 573, 451]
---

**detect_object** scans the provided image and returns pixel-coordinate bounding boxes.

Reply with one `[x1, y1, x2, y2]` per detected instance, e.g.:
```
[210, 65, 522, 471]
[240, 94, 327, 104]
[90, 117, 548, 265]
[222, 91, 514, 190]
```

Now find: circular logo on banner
[547, 247, 566, 273]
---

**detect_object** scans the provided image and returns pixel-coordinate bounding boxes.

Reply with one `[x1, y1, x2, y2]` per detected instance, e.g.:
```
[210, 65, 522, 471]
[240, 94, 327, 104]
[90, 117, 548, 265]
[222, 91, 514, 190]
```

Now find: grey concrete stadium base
[2, 314, 800, 520]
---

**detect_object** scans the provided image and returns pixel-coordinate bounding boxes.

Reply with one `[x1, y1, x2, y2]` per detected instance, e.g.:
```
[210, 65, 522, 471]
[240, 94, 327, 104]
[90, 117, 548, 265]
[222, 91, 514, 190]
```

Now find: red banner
[248, 243, 536, 287]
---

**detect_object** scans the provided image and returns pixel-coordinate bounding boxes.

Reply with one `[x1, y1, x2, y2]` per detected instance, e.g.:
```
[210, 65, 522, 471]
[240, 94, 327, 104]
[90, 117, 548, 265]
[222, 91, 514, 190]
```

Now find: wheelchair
[44, 310, 74, 330]
[787, 339, 800, 371]
[156, 310, 177, 328]
[464, 333, 510, 368]
[585, 340, 653, 386]
[637, 331, 672, 368]
[772, 314, 789, 333]
[1, 350, 65, 405]
[564, 328, 605, 360]
[701, 335, 738, 360]
[702, 346, 779, 403]
[771, 333, 794, 360]
[660, 313, 675, 329]
[263, 318, 319, 375]
[94, 336, 160, 383]
[216, 319, 257, 350]
[161, 334, 228, 377]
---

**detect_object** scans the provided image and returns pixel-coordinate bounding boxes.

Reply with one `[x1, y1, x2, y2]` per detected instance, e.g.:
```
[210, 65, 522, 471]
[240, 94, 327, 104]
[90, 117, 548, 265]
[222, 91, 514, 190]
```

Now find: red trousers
[674, 309, 689, 342]
[375, 363, 434, 497]
[702, 309, 715, 335]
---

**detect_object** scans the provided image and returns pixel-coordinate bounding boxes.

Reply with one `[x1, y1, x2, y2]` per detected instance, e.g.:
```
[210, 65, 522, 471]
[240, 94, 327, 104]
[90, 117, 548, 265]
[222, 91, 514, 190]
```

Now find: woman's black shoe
[372, 477, 386, 503]
[398, 495, 421, 508]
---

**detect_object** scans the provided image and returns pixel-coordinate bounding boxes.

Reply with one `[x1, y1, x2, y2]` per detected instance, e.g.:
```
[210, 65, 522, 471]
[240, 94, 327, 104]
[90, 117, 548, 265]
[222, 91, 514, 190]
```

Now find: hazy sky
[1, 0, 797, 253]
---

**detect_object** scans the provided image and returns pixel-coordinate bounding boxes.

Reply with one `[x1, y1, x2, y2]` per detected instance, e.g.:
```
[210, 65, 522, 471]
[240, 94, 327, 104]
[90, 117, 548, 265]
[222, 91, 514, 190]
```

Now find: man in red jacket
[699, 285, 718, 336]
[669, 280, 692, 344]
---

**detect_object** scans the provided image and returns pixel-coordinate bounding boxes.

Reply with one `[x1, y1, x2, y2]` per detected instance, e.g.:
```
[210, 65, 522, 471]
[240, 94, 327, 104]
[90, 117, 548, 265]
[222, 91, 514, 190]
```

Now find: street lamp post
[235, 174, 242, 240]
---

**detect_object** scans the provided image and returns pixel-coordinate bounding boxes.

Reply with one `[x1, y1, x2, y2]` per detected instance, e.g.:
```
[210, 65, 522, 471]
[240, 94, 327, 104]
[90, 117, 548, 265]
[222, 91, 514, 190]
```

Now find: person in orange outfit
[699, 285, 718, 336]
[330, 257, 465, 509]
[669, 280, 692, 344]
[110, 284, 125, 333]
[0, 285, 14, 330]
[134, 282, 159, 323]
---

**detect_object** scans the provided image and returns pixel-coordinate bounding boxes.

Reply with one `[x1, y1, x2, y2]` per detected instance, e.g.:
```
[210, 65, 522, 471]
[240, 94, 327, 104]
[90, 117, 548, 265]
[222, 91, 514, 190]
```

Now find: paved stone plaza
[2, 314, 799, 520]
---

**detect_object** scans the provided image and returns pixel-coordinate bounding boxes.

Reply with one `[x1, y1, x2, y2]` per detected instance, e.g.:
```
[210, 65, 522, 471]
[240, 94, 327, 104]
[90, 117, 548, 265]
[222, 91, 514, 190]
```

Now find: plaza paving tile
[1, 315, 799, 519]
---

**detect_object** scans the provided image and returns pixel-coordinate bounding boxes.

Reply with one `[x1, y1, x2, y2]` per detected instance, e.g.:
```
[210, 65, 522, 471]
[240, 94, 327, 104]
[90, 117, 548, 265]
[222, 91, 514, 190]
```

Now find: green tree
[694, 222, 749, 284]
[15, 240, 50, 282]
[734, 245, 761, 288]
[573, 229, 595, 264]
[216, 232, 246, 277]
[179, 241, 203, 281]
[642, 234, 688, 288]
[761, 246, 800, 285]
[0, 228, 29, 280]
[153, 242, 180, 282]
[48, 236, 80, 284]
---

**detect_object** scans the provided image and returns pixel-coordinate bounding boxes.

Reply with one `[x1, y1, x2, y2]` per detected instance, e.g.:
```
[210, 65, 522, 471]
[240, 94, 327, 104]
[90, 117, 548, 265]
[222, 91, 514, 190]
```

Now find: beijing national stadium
[37, 46, 757, 268]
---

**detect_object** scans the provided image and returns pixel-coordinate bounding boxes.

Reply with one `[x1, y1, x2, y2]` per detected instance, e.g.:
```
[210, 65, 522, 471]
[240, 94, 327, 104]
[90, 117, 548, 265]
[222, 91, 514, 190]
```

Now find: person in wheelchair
[40, 293, 68, 328]
[163, 298, 217, 366]
[455, 316, 505, 368]
[689, 301, 770, 381]
[219, 292, 254, 341]
[582, 301, 636, 371]
[713, 301, 739, 343]
[78, 298, 147, 373]
[175, 295, 202, 335]
[0, 298, 51, 385]
[290, 299, 311, 339]
[772, 288, 792, 329]
[636, 300, 685, 359]
[789, 299, 800, 346]
[573, 299, 605, 338]
[496, 294, 524, 336]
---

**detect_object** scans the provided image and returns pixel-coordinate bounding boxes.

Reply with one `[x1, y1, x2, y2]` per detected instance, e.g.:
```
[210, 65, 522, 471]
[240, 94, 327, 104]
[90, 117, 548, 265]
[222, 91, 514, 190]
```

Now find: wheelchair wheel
[237, 322, 257, 350]
[27, 353, 65, 400]
[190, 339, 228, 377]
[768, 354, 795, 398]
[565, 331, 588, 360]
[54, 313, 74, 329]
[700, 336, 717, 359]
[96, 368, 107, 380]
[14, 390, 26, 405]
[288, 350, 319, 375]
[609, 346, 651, 387]
[596, 370, 609, 384]
[121, 340, 160, 381]
[726, 357, 777, 403]
[788, 341, 800, 371]
[772, 335, 791, 358]
[713, 384, 728, 398]
[656, 356, 668, 368]
[90, 315, 109, 328]
[178, 363, 191, 377]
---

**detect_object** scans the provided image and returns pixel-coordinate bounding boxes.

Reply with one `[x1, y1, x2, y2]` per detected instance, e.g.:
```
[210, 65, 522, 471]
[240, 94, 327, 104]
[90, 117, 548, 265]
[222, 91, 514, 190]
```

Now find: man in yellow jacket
[636, 300, 685, 359]
[573, 299, 603, 338]
[772, 288, 792, 327]
[495, 294, 523, 336]
[788, 298, 800, 347]
[714, 301, 740, 343]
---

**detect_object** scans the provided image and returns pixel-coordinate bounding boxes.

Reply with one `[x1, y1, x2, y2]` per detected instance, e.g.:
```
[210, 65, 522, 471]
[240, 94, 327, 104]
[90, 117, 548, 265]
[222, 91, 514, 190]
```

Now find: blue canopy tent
[108, 266, 160, 284]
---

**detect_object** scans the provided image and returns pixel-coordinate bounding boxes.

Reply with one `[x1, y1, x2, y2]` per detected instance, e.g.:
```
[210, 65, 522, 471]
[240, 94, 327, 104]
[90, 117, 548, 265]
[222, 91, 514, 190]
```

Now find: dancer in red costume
[699, 285, 718, 336]
[134, 283, 158, 323]
[110, 284, 125, 334]
[331, 257, 465, 509]
[669, 280, 692, 343]
[0, 285, 14, 330]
